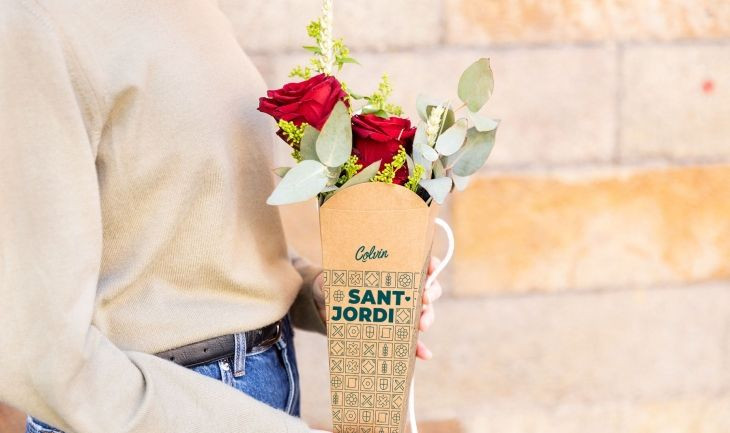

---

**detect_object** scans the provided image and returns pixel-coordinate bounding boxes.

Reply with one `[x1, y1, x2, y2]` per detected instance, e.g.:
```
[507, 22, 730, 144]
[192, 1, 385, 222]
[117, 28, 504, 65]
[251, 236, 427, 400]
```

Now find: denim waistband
[231, 315, 292, 377]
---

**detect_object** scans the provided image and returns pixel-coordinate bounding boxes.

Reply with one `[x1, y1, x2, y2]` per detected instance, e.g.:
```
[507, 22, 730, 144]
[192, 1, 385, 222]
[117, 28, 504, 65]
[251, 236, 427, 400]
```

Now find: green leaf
[266, 160, 329, 205]
[326, 166, 341, 186]
[458, 58, 494, 112]
[433, 159, 446, 178]
[316, 101, 352, 167]
[303, 45, 322, 54]
[435, 118, 468, 156]
[415, 142, 439, 162]
[414, 123, 427, 145]
[339, 57, 360, 65]
[406, 154, 415, 176]
[469, 111, 499, 132]
[361, 104, 379, 114]
[419, 177, 453, 204]
[272, 167, 291, 178]
[445, 126, 497, 176]
[416, 94, 443, 121]
[413, 143, 432, 176]
[452, 173, 471, 191]
[340, 160, 381, 189]
[299, 125, 320, 161]
[348, 91, 366, 100]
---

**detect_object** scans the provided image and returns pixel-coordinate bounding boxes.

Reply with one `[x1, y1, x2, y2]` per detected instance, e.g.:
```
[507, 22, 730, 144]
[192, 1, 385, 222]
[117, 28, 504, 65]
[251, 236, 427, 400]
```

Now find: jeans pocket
[25, 416, 64, 433]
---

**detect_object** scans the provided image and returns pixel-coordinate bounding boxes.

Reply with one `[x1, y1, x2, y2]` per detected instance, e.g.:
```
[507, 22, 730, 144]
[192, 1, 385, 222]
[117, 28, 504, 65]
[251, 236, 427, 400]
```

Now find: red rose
[258, 73, 348, 141]
[351, 114, 416, 185]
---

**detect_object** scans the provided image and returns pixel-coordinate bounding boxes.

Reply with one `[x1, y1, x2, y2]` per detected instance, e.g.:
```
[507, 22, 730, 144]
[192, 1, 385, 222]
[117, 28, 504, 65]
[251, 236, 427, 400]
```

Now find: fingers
[314, 272, 325, 290]
[416, 340, 433, 360]
[313, 272, 327, 323]
[419, 303, 435, 332]
[423, 280, 443, 305]
[427, 256, 442, 278]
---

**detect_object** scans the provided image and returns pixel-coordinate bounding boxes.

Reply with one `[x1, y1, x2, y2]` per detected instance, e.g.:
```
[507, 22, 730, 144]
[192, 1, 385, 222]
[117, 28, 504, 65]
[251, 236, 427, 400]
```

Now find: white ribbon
[409, 217, 454, 433]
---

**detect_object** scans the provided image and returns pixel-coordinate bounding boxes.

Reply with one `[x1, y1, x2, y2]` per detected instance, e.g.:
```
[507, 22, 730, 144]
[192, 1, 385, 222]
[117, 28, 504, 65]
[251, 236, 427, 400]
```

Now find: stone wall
[222, 0, 730, 431]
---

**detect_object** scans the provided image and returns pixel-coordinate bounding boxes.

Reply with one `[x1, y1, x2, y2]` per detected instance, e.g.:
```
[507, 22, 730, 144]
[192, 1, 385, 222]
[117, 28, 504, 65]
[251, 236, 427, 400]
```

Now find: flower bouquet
[257, 2, 497, 432]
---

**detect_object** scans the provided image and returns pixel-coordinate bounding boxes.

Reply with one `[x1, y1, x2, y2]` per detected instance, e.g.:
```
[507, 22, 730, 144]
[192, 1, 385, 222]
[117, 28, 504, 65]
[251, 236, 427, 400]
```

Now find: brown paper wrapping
[319, 182, 440, 433]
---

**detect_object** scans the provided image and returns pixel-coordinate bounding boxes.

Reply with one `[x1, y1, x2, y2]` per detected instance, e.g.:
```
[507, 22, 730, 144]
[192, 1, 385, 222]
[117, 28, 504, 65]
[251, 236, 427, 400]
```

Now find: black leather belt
[155, 319, 283, 368]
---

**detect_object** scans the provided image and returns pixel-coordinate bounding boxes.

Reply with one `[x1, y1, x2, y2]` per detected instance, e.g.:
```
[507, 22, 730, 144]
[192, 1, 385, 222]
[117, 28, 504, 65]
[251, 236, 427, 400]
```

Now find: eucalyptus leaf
[406, 154, 415, 176]
[326, 166, 342, 186]
[435, 118, 467, 156]
[419, 177, 453, 204]
[415, 142, 439, 162]
[469, 111, 499, 132]
[300, 125, 320, 161]
[272, 167, 291, 178]
[444, 126, 497, 176]
[416, 94, 443, 121]
[340, 160, 382, 189]
[316, 101, 352, 167]
[414, 123, 427, 146]
[433, 159, 446, 178]
[452, 173, 471, 191]
[458, 58, 494, 112]
[413, 143, 432, 176]
[266, 160, 329, 205]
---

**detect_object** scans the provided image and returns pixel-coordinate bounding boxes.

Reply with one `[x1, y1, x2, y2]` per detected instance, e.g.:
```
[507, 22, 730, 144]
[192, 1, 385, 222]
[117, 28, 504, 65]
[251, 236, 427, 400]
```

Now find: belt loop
[233, 332, 246, 377]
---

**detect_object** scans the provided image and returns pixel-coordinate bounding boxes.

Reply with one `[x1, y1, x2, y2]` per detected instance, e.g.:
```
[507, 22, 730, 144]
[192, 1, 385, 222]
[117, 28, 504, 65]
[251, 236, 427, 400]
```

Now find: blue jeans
[26, 316, 300, 433]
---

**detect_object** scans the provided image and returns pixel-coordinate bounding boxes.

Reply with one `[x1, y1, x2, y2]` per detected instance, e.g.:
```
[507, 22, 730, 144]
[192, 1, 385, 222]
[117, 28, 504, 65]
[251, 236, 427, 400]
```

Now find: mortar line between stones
[442, 278, 730, 302]
[441, 388, 730, 422]
[242, 37, 730, 57]
[478, 155, 730, 176]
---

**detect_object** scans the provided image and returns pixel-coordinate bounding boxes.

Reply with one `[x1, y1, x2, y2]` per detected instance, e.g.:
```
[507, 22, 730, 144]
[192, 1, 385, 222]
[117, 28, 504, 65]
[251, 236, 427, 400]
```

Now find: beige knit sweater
[0, 1, 324, 432]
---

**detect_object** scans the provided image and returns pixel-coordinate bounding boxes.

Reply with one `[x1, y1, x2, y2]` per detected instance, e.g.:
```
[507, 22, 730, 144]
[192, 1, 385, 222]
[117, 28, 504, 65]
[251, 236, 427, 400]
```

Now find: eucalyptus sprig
[411, 58, 498, 204]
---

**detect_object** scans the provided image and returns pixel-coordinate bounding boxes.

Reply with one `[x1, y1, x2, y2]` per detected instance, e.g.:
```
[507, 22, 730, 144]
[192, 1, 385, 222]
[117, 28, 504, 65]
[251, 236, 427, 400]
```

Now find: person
[0, 1, 443, 432]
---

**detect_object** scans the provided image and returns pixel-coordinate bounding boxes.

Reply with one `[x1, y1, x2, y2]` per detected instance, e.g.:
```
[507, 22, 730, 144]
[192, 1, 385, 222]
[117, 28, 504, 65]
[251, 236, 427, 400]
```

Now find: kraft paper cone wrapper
[320, 182, 440, 433]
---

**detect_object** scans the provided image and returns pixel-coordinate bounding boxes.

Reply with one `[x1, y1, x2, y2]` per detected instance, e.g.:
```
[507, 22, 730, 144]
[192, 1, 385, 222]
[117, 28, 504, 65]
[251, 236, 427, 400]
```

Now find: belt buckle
[257, 320, 282, 349]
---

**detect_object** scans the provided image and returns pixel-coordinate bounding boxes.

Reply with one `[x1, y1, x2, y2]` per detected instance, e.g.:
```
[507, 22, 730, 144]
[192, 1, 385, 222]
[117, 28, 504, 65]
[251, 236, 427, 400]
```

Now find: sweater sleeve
[0, 3, 311, 432]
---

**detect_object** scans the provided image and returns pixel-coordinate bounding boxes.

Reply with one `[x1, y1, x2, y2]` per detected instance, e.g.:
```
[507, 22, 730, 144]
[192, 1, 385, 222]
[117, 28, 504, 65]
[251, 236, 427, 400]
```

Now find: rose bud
[257, 73, 348, 139]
